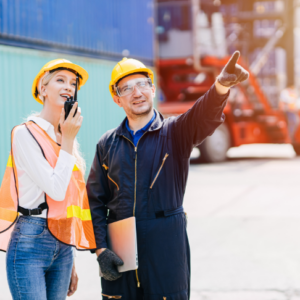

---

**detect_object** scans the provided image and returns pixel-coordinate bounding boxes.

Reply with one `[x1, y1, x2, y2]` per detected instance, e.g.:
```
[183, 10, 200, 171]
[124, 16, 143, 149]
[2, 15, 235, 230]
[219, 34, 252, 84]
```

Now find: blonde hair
[33, 70, 86, 174]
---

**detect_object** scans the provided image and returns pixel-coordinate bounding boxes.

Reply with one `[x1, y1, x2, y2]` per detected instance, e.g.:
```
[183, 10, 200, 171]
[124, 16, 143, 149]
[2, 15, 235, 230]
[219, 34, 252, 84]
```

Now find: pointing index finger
[225, 51, 240, 74]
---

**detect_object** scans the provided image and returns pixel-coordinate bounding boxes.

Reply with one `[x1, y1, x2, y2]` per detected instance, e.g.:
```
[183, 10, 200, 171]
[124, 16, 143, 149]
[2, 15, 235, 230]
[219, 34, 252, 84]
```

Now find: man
[87, 51, 249, 300]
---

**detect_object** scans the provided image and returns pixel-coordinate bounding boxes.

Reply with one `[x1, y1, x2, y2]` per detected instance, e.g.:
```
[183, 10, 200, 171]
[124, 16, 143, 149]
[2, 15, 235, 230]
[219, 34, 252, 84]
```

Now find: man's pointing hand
[217, 51, 249, 88]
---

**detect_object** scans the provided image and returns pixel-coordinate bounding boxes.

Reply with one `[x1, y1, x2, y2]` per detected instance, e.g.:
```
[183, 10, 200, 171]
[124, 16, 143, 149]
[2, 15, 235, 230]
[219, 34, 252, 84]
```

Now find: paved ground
[1, 144, 300, 300]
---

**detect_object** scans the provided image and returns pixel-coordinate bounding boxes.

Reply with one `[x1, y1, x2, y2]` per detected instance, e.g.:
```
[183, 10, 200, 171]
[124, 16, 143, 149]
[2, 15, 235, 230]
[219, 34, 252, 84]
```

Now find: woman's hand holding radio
[59, 102, 83, 155]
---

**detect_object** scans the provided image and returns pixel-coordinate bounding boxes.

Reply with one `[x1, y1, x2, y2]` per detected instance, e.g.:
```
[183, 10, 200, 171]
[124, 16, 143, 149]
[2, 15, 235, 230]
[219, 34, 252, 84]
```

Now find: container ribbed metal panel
[0, 45, 157, 178]
[0, 0, 154, 65]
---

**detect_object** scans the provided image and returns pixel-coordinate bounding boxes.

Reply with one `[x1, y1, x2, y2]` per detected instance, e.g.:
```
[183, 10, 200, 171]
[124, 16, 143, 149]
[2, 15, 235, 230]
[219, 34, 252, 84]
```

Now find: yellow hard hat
[32, 58, 89, 104]
[109, 57, 154, 98]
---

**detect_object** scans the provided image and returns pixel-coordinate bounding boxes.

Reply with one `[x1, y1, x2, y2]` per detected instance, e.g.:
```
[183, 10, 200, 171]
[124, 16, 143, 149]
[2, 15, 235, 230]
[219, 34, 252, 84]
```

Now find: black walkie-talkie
[64, 76, 78, 120]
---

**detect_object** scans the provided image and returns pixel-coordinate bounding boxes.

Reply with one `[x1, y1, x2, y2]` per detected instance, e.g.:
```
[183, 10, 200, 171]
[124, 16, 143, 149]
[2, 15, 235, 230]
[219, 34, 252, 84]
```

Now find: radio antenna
[74, 77, 78, 101]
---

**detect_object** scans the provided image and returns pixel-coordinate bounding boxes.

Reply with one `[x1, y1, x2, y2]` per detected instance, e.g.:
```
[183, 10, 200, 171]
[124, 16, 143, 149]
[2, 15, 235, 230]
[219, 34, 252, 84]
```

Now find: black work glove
[217, 51, 249, 87]
[97, 249, 124, 281]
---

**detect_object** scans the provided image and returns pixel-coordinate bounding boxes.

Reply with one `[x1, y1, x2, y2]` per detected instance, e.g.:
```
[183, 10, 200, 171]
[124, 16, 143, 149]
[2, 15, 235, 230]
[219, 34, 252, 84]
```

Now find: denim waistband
[18, 216, 47, 226]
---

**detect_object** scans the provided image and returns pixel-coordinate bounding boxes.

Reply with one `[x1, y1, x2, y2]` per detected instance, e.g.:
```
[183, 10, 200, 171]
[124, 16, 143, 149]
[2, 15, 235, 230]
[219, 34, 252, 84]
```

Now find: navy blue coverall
[87, 84, 229, 300]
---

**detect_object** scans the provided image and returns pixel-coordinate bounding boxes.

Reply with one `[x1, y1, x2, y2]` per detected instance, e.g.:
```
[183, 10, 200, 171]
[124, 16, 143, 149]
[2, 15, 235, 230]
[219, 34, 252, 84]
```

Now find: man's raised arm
[171, 51, 249, 157]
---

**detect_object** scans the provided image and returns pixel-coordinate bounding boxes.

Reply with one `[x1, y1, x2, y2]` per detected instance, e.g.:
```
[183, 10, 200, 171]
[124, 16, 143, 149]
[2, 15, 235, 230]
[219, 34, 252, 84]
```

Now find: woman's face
[41, 70, 77, 108]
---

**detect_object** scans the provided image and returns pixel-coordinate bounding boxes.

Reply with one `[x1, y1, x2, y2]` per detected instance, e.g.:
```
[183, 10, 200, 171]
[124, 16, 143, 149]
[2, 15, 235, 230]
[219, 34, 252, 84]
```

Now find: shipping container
[0, 44, 157, 178]
[250, 47, 287, 108]
[251, 47, 286, 76]
[294, 7, 300, 93]
[253, 19, 278, 38]
[157, 2, 227, 59]
[254, 1, 285, 13]
[0, 0, 155, 65]
[157, 0, 192, 58]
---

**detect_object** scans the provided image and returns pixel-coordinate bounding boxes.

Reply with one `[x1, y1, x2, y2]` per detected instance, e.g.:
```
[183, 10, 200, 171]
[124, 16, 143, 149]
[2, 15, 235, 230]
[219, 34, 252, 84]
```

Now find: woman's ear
[40, 85, 47, 97]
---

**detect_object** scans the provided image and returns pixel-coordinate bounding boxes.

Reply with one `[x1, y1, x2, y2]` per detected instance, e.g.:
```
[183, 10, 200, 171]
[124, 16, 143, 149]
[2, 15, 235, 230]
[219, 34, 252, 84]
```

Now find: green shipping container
[0, 45, 157, 179]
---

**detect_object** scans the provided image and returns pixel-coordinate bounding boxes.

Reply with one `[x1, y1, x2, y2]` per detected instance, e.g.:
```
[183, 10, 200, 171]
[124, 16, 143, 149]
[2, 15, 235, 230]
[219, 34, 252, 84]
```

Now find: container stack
[0, 0, 155, 177]
[222, 0, 287, 108]
[157, 0, 193, 58]
[252, 1, 286, 108]
[294, 6, 300, 96]
[157, 0, 228, 59]
[251, 47, 287, 108]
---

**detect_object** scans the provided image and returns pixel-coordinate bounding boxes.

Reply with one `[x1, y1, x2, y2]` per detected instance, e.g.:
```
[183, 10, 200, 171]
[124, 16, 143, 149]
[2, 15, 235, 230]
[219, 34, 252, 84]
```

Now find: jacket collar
[116, 109, 164, 137]
[27, 116, 57, 142]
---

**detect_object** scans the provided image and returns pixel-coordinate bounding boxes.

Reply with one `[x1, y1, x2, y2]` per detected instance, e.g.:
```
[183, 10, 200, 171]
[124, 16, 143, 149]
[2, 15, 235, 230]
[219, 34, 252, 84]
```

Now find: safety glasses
[115, 78, 152, 97]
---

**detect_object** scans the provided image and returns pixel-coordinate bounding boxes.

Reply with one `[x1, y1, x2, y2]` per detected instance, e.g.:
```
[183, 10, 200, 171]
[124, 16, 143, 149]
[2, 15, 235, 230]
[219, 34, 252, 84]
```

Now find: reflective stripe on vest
[0, 121, 96, 251]
[7, 155, 13, 167]
[67, 205, 92, 221]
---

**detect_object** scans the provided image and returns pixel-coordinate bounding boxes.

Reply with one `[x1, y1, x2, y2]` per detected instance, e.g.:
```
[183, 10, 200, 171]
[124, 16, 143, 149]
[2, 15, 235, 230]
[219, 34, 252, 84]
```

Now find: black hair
[49, 67, 82, 79]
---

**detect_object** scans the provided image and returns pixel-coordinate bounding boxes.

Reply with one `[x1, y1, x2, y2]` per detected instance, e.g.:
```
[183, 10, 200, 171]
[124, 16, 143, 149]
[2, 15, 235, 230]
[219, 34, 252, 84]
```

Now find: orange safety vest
[0, 121, 96, 251]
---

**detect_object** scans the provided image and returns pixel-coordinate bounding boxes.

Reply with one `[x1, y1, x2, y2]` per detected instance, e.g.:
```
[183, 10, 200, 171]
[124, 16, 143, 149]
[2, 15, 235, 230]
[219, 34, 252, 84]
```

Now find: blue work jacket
[87, 84, 229, 299]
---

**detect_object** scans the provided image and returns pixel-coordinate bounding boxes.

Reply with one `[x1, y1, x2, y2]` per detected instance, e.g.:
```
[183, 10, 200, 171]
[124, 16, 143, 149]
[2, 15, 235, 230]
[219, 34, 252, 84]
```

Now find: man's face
[113, 74, 155, 118]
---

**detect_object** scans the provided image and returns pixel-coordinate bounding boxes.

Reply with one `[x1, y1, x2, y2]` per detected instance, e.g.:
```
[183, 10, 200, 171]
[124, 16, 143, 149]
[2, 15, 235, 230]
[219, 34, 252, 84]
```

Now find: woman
[0, 59, 96, 300]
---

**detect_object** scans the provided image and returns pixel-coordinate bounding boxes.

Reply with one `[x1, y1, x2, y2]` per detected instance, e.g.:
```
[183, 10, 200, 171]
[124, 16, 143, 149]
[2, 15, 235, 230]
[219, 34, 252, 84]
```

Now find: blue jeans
[6, 216, 74, 300]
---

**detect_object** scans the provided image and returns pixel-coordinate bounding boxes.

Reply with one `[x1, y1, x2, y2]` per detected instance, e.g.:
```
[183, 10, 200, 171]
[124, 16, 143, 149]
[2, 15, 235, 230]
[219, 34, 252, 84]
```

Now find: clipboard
[104, 216, 138, 273]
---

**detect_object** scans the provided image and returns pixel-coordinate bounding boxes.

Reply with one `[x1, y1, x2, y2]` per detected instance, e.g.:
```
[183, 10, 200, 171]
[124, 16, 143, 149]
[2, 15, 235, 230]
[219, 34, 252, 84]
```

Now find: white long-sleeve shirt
[12, 116, 76, 218]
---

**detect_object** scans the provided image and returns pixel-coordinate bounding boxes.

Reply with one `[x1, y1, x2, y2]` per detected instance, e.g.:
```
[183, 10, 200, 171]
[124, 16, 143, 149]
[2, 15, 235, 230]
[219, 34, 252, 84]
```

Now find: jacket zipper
[150, 153, 169, 189]
[122, 132, 148, 288]
[101, 294, 122, 299]
[107, 174, 119, 190]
